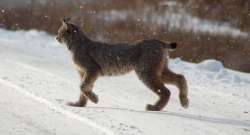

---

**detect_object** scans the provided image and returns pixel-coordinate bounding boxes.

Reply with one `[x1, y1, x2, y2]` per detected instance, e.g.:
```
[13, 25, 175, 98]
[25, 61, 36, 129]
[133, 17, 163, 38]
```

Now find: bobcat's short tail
[169, 42, 177, 49]
[162, 42, 177, 50]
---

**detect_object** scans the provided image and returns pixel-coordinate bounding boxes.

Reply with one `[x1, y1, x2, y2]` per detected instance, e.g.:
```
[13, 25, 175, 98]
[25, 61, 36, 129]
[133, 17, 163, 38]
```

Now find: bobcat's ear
[61, 17, 71, 26]
[61, 17, 72, 31]
[62, 17, 71, 23]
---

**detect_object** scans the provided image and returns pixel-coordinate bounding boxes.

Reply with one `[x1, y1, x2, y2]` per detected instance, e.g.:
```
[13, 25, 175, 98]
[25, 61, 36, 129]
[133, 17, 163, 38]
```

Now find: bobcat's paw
[67, 100, 87, 107]
[146, 104, 161, 111]
[85, 92, 99, 104]
[180, 96, 189, 109]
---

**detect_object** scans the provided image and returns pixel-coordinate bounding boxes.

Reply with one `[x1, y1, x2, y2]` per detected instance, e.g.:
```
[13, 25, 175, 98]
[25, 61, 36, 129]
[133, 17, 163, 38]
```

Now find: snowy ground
[0, 29, 249, 135]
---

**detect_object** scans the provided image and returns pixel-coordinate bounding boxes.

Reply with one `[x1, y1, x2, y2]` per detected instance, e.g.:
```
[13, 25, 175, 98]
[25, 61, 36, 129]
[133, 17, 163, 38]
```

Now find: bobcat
[56, 17, 189, 111]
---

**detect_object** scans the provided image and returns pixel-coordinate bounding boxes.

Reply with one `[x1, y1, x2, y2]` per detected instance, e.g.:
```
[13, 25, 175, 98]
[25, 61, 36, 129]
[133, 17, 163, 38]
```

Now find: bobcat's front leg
[67, 91, 88, 107]
[67, 70, 88, 107]
[79, 69, 99, 104]
[67, 69, 99, 107]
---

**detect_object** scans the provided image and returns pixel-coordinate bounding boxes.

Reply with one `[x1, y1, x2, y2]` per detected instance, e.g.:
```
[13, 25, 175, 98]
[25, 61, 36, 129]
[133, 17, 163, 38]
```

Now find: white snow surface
[0, 28, 249, 135]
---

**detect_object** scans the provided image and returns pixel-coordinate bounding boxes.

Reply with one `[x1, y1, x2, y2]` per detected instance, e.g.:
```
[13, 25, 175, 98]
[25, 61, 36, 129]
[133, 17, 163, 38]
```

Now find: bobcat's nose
[56, 36, 61, 42]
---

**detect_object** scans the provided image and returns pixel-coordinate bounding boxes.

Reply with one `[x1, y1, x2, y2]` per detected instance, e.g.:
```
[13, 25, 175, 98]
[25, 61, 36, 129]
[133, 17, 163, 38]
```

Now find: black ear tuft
[170, 42, 177, 49]
[61, 17, 71, 23]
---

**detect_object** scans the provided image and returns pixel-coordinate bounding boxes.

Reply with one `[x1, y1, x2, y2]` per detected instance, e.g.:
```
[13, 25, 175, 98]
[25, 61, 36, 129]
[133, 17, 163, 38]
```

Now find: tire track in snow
[83, 106, 250, 128]
[0, 78, 116, 135]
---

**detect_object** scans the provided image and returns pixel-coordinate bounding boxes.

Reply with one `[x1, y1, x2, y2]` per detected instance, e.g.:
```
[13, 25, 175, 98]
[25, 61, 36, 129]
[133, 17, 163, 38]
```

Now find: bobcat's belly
[101, 63, 135, 76]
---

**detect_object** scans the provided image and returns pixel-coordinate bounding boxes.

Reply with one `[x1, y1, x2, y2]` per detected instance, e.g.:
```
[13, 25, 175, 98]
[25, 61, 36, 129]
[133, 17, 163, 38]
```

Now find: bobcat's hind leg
[135, 49, 171, 111]
[145, 84, 171, 111]
[162, 68, 189, 108]
[135, 69, 171, 111]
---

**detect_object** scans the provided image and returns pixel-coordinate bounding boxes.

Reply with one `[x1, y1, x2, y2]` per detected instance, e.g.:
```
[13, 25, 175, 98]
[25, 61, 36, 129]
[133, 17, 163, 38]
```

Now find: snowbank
[0, 29, 60, 48]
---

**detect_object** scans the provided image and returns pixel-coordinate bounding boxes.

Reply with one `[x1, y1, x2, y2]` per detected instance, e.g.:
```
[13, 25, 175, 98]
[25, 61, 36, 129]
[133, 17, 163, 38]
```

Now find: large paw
[67, 100, 87, 107]
[180, 96, 189, 109]
[146, 104, 161, 111]
[85, 92, 99, 104]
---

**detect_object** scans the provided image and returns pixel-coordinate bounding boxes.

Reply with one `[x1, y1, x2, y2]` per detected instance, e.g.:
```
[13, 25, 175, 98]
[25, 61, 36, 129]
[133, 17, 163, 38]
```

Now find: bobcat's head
[56, 17, 80, 46]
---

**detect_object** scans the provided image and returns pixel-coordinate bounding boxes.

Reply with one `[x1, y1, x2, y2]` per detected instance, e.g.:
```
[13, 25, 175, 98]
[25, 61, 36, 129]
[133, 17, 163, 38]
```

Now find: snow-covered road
[0, 29, 249, 135]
